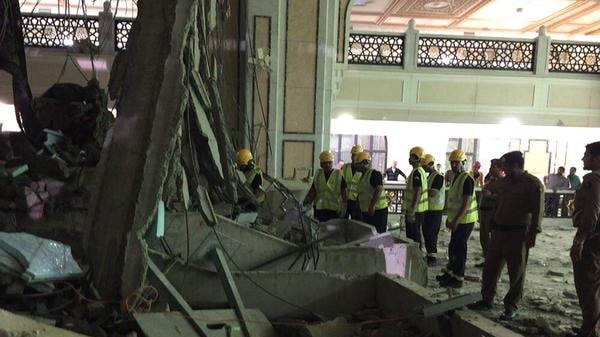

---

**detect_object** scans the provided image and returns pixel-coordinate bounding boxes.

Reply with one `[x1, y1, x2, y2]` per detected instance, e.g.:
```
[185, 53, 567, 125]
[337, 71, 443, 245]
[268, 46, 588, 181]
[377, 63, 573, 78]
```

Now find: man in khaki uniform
[477, 158, 503, 267]
[468, 151, 544, 321]
[570, 141, 600, 337]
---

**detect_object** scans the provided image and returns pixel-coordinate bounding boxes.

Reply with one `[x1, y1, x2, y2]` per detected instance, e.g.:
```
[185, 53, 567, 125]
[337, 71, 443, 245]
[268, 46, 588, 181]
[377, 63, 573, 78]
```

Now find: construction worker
[468, 151, 543, 321]
[402, 146, 428, 247]
[355, 152, 388, 233]
[569, 141, 600, 337]
[341, 144, 364, 220]
[436, 149, 477, 288]
[422, 154, 444, 266]
[303, 150, 347, 222]
[476, 158, 503, 267]
[236, 148, 265, 209]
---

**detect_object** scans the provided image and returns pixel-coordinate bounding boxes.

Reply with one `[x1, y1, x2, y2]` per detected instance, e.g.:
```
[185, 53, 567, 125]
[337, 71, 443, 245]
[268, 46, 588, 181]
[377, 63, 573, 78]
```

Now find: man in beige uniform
[469, 151, 544, 321]
[570, 141, 600, 337]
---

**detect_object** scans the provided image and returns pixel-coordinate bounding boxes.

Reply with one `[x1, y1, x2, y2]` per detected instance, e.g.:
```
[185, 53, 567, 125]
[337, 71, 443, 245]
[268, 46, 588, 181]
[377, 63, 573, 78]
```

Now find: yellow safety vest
[402, 167, 429, 213]
[447, 171, 478, 224]
[244, 166, 265, 204]
[427, 171, 445, 211]
[314, 169, 342, 211]
[342, 164, 362, 201]
[357, 169, 388, 212]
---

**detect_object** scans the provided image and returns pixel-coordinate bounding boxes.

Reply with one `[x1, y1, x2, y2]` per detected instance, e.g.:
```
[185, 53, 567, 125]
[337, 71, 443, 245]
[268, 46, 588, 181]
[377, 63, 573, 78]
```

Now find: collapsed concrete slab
[0, 309, 91, 337]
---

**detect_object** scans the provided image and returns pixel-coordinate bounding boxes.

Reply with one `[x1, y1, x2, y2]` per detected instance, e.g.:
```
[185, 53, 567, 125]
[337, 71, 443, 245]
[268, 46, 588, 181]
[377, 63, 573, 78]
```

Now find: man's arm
[399, 169, 407, 180]
[576, 177, 600, 239]
[410, 172, 422, 211]
[526, 179, 544, 248]
[302, 184, 317, 206]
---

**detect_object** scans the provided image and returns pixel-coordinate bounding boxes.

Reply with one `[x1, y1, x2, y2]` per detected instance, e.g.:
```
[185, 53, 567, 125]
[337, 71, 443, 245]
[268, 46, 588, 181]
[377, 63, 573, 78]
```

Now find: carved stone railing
[549, 42, 600, 74]
[21, 14, 100, 48]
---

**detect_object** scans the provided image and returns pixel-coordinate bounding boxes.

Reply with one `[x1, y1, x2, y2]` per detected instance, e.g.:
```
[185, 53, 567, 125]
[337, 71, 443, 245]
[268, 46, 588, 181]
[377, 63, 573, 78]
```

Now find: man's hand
[368, 204, 375, 216]
[446, 218, 458, 231]
[571, 241, 584, 262]
[525, 231, 537, 248]
[483, 189, 492, 197]
[339, 203, 348, 217]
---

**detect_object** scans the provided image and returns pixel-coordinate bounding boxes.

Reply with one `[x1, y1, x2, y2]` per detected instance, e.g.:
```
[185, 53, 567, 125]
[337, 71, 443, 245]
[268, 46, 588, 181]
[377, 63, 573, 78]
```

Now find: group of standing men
[237, 141, 600, 337]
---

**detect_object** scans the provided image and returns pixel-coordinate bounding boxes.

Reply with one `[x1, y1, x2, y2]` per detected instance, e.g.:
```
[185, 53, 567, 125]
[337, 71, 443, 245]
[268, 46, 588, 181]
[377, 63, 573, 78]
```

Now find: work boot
[436, 272, 451, 282]
[467, 300, 492, 311]
[499, 308, 519, 321]
[439, 276, 463, 288]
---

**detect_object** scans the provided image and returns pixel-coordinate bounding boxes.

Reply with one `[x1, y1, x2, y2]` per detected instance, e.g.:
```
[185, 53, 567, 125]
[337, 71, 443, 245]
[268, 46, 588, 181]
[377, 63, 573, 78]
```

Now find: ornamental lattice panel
[115, 19, 133, 51]
[549, 42, 600, 74]
[418, 37, 534, 71]
[348, 33, 404, 66]
[21, 14, 99, 48]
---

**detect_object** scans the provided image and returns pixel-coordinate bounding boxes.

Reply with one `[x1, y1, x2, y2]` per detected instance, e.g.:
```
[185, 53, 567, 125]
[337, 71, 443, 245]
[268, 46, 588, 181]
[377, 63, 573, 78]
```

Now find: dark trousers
[423, 210, 443, 255]
[405, 212, 425, 247]
[314, 209, 339, 223]
[573, 236, 600, 337]
[447, 222, 474, 278]
[347, 200, 362, 221]
[479, 209, 494, 256]
[481, 228, 529, 311]
[362, 208, 388, 233]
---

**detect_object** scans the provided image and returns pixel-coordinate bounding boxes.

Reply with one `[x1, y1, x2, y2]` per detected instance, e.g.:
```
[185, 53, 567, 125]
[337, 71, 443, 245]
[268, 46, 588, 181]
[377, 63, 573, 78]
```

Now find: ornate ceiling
[352, 0, 600, 41]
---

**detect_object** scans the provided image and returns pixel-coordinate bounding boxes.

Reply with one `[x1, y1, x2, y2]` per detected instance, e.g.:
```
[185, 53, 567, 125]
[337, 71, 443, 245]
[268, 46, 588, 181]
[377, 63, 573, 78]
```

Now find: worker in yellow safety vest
[436, 149, 478, 288]
[422, 154, 445, 266]
[303, 150, 348, 222]
[236, 148, 265, 210]
[355, 152, 388, 233]
[341, 144, 364, 220]
[402, 146, 429, 247]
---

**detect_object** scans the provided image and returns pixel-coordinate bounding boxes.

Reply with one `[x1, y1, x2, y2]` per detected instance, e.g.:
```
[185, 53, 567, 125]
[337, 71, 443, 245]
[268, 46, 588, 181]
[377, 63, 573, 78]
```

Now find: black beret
[586, 141, 600, 157]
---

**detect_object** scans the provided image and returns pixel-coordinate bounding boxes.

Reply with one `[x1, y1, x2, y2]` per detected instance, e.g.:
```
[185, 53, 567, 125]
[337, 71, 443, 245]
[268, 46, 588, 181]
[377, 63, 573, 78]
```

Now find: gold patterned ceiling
[352, 0, 600, 41]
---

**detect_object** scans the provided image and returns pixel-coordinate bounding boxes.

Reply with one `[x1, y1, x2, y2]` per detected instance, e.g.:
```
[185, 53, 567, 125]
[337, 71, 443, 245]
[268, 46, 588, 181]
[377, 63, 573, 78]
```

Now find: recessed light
[424, 1, 450, 9]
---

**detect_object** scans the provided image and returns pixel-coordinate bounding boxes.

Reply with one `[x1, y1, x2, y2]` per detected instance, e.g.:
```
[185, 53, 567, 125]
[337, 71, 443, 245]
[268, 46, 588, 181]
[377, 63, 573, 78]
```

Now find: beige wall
[334, 67, 600, 127]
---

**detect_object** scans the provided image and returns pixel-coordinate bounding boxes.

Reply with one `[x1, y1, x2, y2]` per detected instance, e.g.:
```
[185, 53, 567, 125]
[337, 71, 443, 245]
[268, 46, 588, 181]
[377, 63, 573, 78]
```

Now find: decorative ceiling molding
[376, 0, 404, 25]
[397, 0, 484, 17]
[546, 2, 600, 30]
[447, 0, 491, 28]
[521, 0, 590, 32]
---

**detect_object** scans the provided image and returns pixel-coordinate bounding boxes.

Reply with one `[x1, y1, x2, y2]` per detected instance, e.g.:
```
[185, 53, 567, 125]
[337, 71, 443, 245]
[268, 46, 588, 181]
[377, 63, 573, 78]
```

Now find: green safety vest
[402, 167, 429, 213]
[314, 169, 342, 211]
[244, 166, 265, 204]
[357, 169, 388, 212]
[447, 171, 478, 224]
[427, 171, 445, 211]
[342, 164, 362, 201]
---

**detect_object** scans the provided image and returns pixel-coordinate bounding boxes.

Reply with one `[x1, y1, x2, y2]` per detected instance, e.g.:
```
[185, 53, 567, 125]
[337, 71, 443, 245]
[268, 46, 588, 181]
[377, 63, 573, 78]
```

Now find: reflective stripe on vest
[357, 169, 388, 212]
[402, 167, 429, 213]
[342, 164, 362, 201]
[427, 171, 445, 211]
[245, 166, 265, 204]
[314, 169, 342, 211]
[447, 171, 478, 224]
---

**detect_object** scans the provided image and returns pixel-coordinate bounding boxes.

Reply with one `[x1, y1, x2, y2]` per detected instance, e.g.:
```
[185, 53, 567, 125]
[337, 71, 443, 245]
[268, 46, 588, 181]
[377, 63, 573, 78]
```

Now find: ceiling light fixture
[424, 1, 450, 10]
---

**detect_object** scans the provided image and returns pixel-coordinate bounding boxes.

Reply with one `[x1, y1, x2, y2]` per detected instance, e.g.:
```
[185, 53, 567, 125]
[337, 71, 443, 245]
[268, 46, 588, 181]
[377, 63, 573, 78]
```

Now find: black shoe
[467, 300, 492, 311]
[499, 309, 518, 321]
[427, 256, 438, 266]
[436, 272, 451, 282]
[440, 276, 463, 288]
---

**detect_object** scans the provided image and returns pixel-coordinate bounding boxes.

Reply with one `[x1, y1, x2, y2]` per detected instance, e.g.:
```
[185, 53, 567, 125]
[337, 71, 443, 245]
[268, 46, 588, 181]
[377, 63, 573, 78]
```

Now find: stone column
[98, 1, 115, 53]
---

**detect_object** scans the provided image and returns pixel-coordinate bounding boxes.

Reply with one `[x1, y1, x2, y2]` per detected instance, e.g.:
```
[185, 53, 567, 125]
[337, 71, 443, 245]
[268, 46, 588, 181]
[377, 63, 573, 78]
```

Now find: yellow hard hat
[236, 148, 253, 165]
[355, 151, 371, 163]
[449, 149, 467, 162]
[319, 150, 334, 162]
[409, 146, 426, 158]
[351, 144, 363, 155]
[424, 154, 435, 165]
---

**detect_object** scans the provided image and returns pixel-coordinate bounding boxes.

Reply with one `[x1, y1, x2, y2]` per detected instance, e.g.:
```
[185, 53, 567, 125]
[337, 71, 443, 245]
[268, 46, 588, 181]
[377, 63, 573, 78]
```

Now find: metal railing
[348, 33, 404, 66]
[347, 31, 600, 74]
[549, 41, 600, 74]
[21, 14, 100, 48]
[115, 18, 134, 50]
[417, 36, 534, 71]
[384, 183, 573, 219]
